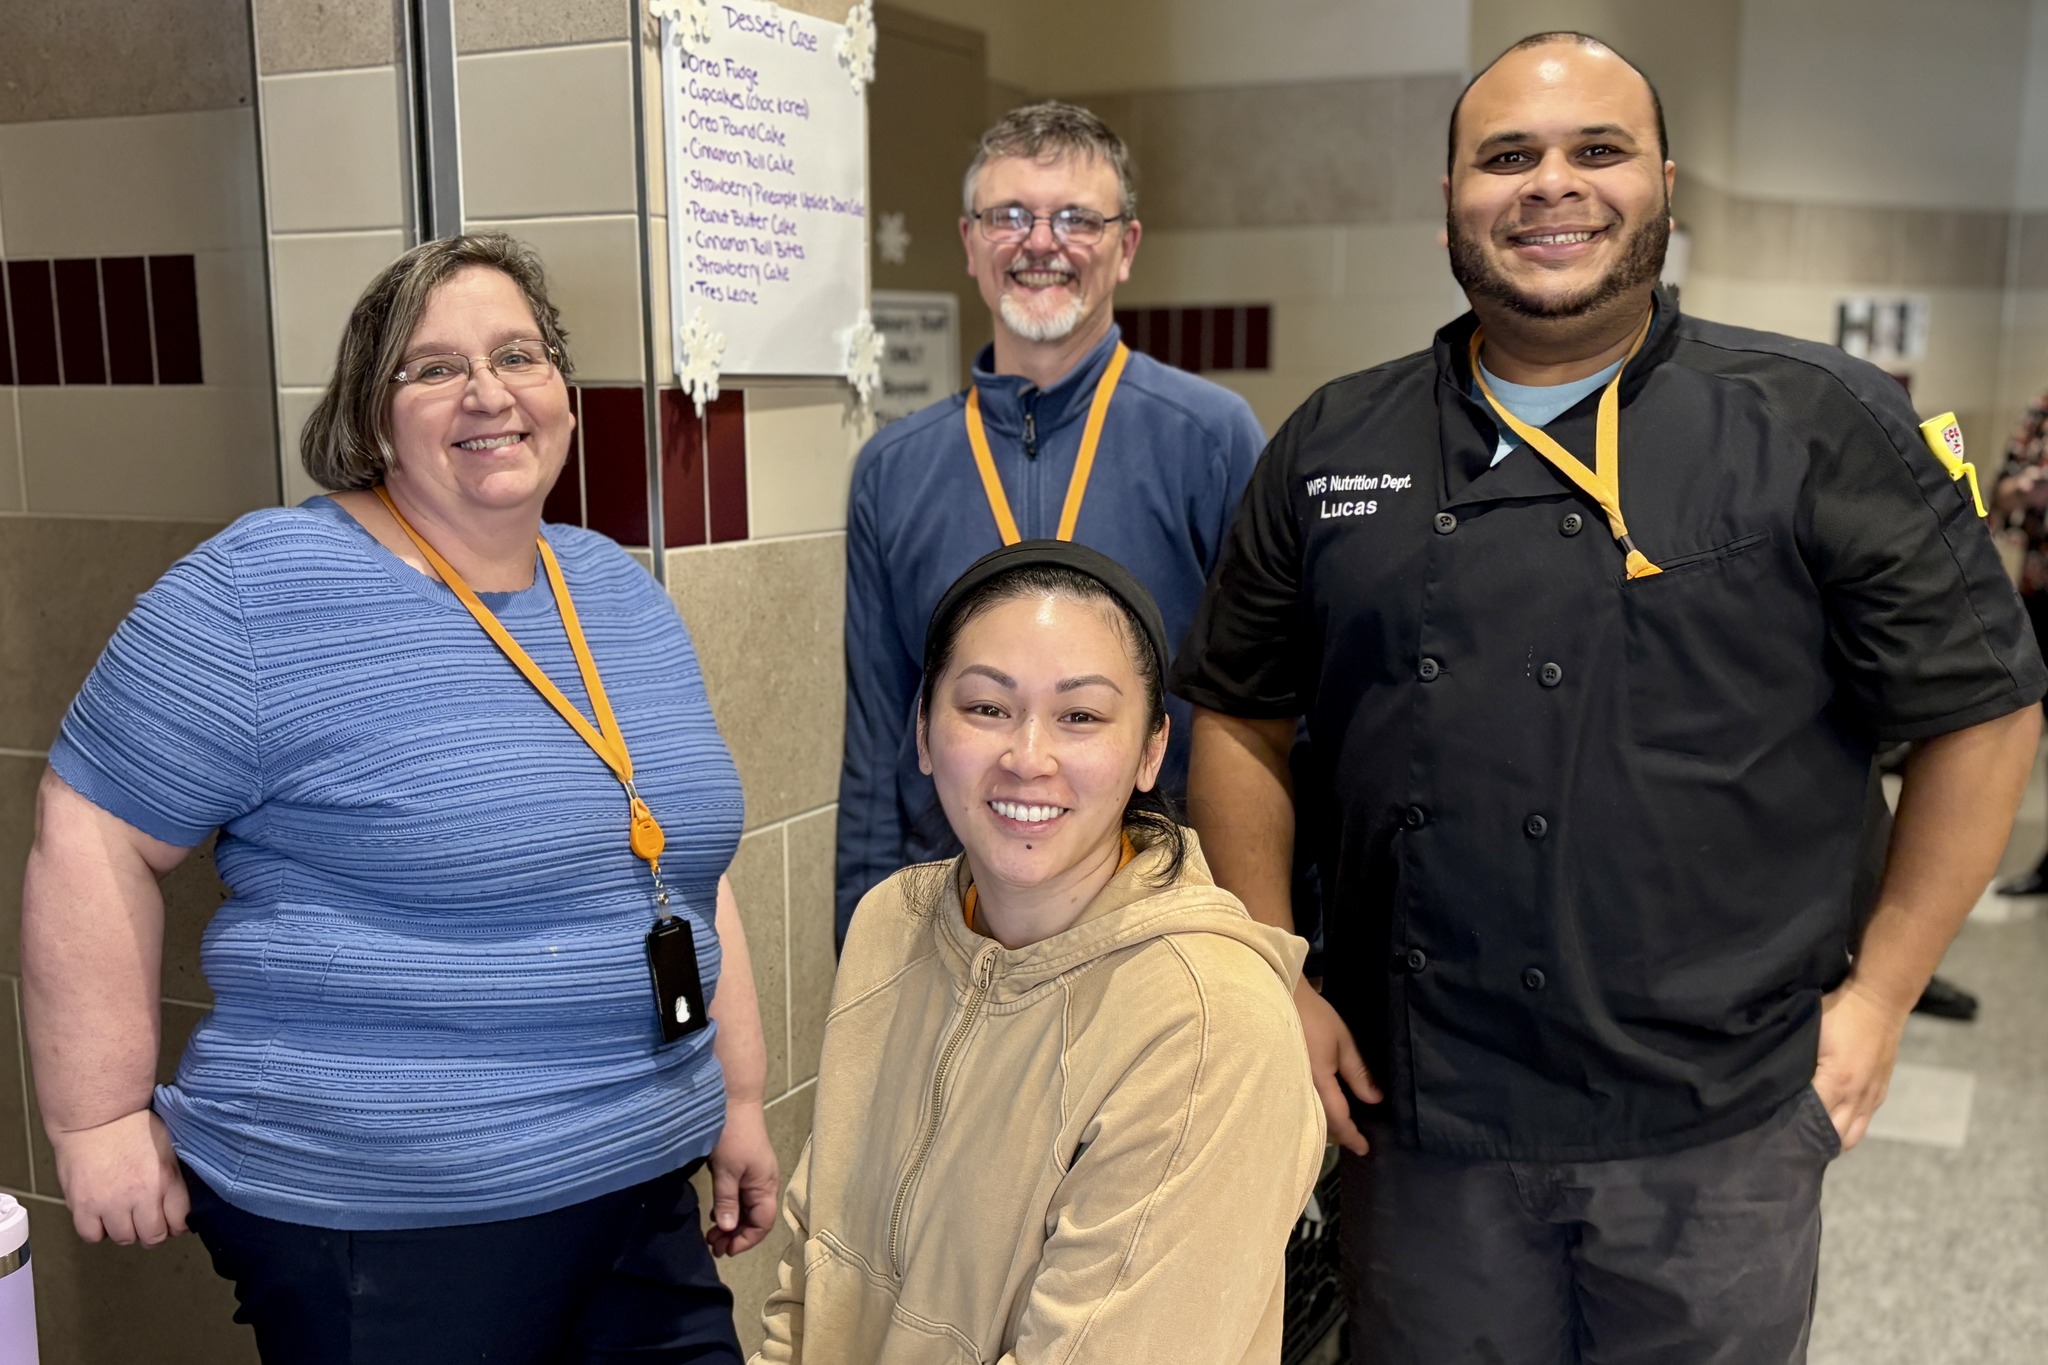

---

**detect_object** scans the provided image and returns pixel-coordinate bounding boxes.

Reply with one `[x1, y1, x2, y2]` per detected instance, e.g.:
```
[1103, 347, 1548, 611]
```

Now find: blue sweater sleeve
[49, 541, 263, 846]
[835, 453, 921, 941]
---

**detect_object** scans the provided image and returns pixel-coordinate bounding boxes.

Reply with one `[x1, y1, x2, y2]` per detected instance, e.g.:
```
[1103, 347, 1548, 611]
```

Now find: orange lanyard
[373, 487, 673, 916]
[963, 342, 1131, 544]
[1468, 315, 1661, 579]
[963, 835, 1137, 933]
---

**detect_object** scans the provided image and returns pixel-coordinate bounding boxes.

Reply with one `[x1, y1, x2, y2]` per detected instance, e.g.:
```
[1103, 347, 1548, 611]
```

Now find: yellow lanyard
[963, 342, 1131, 544]
[1468, 315, 1662, 579]
[373, 487, 673, 910]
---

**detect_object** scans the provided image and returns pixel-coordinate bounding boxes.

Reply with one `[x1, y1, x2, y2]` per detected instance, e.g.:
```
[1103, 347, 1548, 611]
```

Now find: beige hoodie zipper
[888, 942, 999, 1278]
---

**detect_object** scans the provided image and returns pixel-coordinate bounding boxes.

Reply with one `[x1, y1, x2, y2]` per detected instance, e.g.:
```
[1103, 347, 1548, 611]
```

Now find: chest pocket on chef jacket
[1621, 532, 1789, 759]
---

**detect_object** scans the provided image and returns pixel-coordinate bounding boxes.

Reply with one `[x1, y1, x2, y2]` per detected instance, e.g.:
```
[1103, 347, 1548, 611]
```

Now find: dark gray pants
[1342, 1087, 1841, 1365]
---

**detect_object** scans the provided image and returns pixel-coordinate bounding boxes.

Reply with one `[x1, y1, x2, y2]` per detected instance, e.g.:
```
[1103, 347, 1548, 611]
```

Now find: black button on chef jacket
[1171, 292, 2046, 1161]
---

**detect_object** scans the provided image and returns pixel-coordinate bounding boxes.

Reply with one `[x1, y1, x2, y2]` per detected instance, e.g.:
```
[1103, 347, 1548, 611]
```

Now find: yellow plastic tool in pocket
[1919, 412, 1986, 517]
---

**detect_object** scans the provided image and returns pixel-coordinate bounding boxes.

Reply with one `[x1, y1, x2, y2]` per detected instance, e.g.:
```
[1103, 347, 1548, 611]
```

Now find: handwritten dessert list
[664, 1, 868, 376]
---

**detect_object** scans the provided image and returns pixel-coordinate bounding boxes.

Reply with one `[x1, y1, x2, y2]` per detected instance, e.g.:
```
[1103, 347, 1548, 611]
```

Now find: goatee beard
[1447, 209, 1669, 319]
[999, 287, 1087, 342]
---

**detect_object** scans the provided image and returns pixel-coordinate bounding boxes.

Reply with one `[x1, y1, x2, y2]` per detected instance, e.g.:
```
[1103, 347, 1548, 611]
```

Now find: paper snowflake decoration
[650, 0, 715, 54]
[844, 310, 883, 411]
[876, 211, 910, 266]
[837, 1, 877, 94]
[678, 306, 726, 418]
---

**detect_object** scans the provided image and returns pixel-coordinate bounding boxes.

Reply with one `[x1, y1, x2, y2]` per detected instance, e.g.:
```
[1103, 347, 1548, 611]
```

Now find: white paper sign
[871, 291, 960, 426]
[1835, 295, 1929, 369]
[660, 0, 870, 378]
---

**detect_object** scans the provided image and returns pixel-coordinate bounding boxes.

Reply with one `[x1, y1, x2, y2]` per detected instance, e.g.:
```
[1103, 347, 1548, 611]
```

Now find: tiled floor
[1808, 757, 2048, 1363]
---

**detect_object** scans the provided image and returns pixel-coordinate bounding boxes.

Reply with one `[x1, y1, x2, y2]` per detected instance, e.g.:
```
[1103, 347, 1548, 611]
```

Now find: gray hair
[961, 101, 1137, 219]
[299, 232, 574, 491]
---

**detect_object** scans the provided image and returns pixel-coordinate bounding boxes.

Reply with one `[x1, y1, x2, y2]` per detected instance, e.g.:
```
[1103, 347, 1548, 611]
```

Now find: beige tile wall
[1079, 72, 1461, 232]
[17, 389, 279, 520]
[251, 0, 413, 499]
[0, 0, 253, 124]
[1117, 219, 1467, 431]
[269, 230, 410, 386]
[466, 215, 648, 383]
[455, 0, 632, 53]
[744, 386, 866, 538]
[0, 392, 21, 514]
[665, 529, 845, 1353]
[276, 388, 329, 507]
[0, 514, 250, 1362]
[252, 0, 396, 75]
[459, 44, 640, 220]
[0, 111, 280, 521]
[260, 69, 408, 233]
[667, 536, 847, 827]
[455, 37, 645, 388]
[1682, 178, 2014, 289]
[0, 110, 264, 256]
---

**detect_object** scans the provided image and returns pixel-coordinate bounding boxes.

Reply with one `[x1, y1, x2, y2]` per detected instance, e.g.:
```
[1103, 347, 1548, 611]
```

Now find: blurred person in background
[22, 233, 774, 1363]
[1993, 386, 2048, 897]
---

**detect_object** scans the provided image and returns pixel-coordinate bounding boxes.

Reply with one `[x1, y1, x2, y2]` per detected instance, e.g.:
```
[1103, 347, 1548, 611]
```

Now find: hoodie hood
[927, 829, 1308, 1006]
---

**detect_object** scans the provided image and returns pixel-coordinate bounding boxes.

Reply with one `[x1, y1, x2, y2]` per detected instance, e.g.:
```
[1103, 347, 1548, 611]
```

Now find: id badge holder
[647, 916, 710, 1043]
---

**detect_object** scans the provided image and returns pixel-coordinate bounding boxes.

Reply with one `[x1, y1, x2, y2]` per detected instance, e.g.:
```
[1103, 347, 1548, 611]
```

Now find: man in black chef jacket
[1172, 31, 2045, 1365]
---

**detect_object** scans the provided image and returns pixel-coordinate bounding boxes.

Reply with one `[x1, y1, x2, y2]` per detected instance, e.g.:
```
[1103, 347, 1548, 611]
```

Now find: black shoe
[1998, 868, 2048, 896]
[1912, 976, 1979, 1022]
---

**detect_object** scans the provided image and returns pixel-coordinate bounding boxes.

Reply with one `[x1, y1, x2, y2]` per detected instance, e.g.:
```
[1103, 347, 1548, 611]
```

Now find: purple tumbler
[0, 1194, 37, 1362]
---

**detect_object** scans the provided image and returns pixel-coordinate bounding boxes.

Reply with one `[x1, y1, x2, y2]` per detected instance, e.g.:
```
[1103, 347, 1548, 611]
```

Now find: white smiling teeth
[991, 800, 1066, 823]
[1521, 231, 1597, 245]
[456, 434, 523, 451]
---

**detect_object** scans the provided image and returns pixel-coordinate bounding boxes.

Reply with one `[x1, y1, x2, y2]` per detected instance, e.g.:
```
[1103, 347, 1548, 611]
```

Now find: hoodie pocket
[806, 1233, 985, 1363]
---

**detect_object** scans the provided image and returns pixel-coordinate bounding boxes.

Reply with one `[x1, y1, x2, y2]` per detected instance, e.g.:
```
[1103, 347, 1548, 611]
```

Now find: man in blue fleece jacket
[835, 101, 1265, 939]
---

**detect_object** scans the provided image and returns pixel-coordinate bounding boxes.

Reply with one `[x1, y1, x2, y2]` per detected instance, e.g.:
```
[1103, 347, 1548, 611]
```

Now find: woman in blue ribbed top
[20, 234, 773, 1361]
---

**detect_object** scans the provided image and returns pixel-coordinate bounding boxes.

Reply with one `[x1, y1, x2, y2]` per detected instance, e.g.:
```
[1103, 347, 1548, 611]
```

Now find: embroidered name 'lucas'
[1306, 472, 1412, 517]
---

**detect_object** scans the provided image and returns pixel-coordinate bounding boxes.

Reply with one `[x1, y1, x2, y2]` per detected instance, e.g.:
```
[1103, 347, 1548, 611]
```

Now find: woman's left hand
[706, 1098, 780, 1256]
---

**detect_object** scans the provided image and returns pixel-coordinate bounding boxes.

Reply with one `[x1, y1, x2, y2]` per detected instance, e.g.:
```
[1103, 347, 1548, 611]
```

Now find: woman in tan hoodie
[755, 540, 1324, 1365]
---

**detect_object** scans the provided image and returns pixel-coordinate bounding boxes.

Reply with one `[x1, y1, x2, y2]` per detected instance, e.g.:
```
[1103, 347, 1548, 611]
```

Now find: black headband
[928, 539, 1170, 675]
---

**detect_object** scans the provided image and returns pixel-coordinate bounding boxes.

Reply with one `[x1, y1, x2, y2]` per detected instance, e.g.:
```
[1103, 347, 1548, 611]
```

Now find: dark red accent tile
[0, 267, 12, 385]
[6, 261, 59, 385]
[101, 257, 155, 384]
[706, 390, 747, 543]
[54, 259, 107, 384]
[659, 388, 707, 548]
[542, 388, 585, 526]
[1114, 309, 1146, 356]
[578, 386, 650, 547]
[1244, 305, 1271, 371]
[1207, 307, 1239, 372]
[1145, 308, 1171, 365]
[148, 255, 203, 384]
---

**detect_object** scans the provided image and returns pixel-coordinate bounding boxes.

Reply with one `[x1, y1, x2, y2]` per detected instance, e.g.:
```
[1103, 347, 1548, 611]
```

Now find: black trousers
[185, 1162, 743, 1365]
[1342, 1088, 1841, 1365]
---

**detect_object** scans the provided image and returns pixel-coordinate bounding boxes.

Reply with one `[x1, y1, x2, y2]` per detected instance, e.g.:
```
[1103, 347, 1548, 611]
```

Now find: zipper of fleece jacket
[889, 943, 999, 1278]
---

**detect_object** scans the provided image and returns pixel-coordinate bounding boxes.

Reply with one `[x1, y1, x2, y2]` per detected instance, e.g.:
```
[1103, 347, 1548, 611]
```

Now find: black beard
[1447, 209, 1670, 319]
